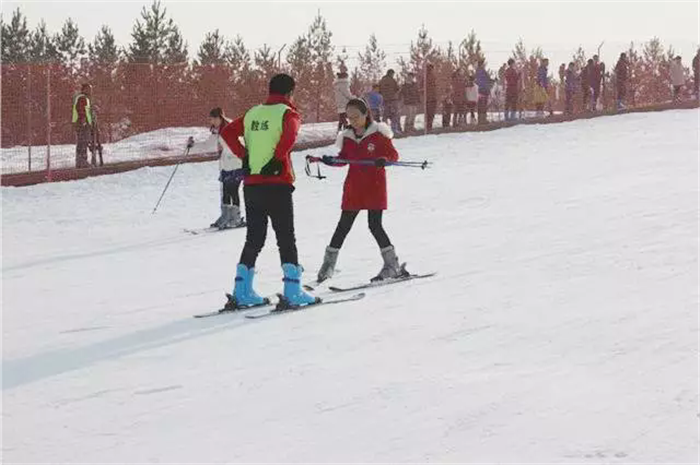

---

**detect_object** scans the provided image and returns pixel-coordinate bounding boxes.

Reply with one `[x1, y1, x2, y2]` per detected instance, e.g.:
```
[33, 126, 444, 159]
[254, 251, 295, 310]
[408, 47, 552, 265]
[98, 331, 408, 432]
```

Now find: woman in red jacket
[315, 98, 407, 283]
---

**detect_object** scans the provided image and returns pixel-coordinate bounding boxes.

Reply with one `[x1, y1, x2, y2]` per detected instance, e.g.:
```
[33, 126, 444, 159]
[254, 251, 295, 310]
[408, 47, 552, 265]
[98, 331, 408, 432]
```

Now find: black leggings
[330, 210, 392, 249]
[222, 178, 240, 206]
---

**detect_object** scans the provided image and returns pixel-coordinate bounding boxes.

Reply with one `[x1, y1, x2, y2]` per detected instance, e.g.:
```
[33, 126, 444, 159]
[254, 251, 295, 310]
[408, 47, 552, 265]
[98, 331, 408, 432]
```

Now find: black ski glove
[260, 158, 284, 176]
[374, 157, 387, 167]
[321, 155, 337, 166]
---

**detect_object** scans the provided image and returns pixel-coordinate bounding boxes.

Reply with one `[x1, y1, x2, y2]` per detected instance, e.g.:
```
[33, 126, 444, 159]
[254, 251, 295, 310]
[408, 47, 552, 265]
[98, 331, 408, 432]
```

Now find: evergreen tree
[29, 20, 58, 63]
[398, 25, 441, 78]
[88, 25, 119, 64]
[459, 29, 484, 72]
[1, 8, 31, 63]
[357, 33, 386, 84]
[336, 46, 348, 71]
[53, 18, 86, 68]
[307, 11, 334, 121]
[254, 43, 277, 76]
[197, 29, 225, 65]
[126, 0, 187, 64]
[225, 35, 251, 73]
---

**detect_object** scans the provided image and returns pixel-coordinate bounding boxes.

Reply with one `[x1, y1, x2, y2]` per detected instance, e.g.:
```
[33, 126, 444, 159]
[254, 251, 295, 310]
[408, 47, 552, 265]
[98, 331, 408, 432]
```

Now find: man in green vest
[72, 83, 93, 168]
[218, 73, 317, 309]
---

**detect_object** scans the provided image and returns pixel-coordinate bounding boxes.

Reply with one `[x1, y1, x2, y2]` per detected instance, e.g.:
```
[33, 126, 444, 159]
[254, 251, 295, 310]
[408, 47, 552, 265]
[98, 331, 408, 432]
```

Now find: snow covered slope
[2, 110, 698, 462]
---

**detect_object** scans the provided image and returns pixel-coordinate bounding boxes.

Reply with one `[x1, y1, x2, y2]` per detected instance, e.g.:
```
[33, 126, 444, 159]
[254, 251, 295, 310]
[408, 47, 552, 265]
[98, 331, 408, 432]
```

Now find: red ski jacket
[219, 94, 301, 186]
[331, 121, 399, 211]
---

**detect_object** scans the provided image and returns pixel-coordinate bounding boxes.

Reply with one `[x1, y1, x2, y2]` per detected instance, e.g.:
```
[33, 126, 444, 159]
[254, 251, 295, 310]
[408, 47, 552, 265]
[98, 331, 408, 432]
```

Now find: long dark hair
[346, 98, 373, 128]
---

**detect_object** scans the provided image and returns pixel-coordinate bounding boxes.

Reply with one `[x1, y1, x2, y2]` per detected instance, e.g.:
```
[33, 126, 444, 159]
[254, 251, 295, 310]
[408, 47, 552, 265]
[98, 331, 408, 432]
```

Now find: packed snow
[2, 109, 698, 462]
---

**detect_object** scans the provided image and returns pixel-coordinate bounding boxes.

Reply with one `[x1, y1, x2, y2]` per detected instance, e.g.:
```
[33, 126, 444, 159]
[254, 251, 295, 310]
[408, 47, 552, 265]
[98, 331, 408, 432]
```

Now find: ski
[193, 294, 272, 318]
[245, 292, 366, 319]
[184, 224, 246, 236]
[328, 272, 436, 293]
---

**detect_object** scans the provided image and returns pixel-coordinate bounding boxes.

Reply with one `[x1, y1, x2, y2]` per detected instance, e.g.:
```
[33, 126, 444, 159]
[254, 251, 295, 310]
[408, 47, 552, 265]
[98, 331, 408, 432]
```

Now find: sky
[3, 0, 699, 70]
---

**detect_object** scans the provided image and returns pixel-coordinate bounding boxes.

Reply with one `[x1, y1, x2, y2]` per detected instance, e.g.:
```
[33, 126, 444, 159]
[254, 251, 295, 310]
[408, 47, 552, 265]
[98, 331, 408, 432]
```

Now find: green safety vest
[72, 93, 92, 125]
[243, 104, 289, 174]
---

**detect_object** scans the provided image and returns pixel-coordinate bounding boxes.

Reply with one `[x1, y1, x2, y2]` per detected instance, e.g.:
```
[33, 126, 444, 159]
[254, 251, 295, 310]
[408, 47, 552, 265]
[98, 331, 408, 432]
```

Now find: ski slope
[2, 110, 698, 463]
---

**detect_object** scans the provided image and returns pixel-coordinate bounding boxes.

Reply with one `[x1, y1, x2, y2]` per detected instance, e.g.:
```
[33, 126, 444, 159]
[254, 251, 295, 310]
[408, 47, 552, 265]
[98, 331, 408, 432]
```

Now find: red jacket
[505, 67, 520, 96]
[332, 122, 399, 211]
[219, 94, 301, 185]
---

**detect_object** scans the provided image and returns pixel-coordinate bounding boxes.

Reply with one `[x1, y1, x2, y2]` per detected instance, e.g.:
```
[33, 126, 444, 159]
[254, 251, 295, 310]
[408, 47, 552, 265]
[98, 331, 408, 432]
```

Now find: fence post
[46, 64, 51, 182]
[423, 61, 427, 135]
[27, 64, 32, 172]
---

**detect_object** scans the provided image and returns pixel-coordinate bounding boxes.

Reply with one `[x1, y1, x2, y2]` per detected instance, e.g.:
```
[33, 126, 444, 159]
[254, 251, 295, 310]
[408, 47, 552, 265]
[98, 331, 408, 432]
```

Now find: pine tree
[307, 11, 334, 121]
[126, 0, 186, 64]
[226, 35, 251, 73]
[459, 29, 485, 72]
[196, 29, 225, 65]
[398, 25, 441, 78]
[512, 38, 528, 66]
[254, 44, 277, 76]
[336, 46, 348, 72]
[571, 46, 587, 70]
[1, 8, 31, 63]
[357, 33, 386, 84]
[53, 18, 86, 69]
[29, 20, 58, 63]
[88, 25, 119, 64]
[164, 28, 188, 63]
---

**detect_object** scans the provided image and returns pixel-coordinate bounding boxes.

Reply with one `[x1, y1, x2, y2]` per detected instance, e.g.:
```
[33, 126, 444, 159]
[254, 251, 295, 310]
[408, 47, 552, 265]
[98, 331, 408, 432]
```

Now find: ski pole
[334, 158, 432, 169]
[307, 156, 431, 170]
[152, 137, 194, 214]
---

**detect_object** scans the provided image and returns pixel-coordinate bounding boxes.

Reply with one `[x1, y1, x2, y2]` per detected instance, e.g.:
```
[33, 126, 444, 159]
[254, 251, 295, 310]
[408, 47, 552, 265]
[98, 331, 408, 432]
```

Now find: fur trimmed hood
[336, 121, 394, 148]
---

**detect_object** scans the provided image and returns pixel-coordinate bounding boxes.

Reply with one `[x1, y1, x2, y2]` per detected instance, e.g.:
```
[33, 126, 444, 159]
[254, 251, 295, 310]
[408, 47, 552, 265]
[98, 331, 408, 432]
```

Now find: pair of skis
[193, 292, 366, 319]
[193, 270, 435, 319]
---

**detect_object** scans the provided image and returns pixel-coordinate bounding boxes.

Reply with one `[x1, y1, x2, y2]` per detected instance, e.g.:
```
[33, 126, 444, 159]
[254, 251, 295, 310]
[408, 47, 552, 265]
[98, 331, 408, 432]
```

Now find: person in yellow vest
[72, 83, 93, 168]
[218, 73, 317, 309]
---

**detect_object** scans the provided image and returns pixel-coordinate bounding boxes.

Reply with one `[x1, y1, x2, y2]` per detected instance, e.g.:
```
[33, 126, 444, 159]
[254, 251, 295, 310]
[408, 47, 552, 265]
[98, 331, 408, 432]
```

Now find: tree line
[0, 0, 688, 147]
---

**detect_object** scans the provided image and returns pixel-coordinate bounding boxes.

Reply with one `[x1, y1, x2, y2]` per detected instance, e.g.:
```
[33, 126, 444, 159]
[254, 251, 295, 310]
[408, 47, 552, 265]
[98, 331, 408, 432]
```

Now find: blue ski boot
[281, 263, 319, 308]
[232, 264, 267, 307]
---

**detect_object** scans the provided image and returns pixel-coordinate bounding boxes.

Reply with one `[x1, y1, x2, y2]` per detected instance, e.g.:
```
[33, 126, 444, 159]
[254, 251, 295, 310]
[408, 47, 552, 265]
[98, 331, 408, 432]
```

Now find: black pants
[477, 94, 489, 125]
[329, 210, 392, 249]
[75, 124, 92, 168]
[222, 178, 241, 206]
[239, 184, 298, 268]
[426, 101, 436, 131]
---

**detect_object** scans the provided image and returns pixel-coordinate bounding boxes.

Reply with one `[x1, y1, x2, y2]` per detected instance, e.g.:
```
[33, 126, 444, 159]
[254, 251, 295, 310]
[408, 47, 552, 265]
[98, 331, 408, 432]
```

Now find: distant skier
[334, 67, 354, 131]
[209, 107, 245, 229]
[365, 83, 384, 122]
[465, 75, 479, 124]
[218, 74, 316, 308]
[310, 98, 407, 284]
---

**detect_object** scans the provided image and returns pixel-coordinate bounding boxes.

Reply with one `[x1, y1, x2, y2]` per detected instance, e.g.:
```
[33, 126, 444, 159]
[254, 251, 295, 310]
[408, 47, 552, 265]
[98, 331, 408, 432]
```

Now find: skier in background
[334, 66, 354, 131]
[218, 74, 317, 308]
[591, 55, 605, 110]
[465, 74, 479, 124]
[401, 72, 420, 132]
[504, 59, 520, 121]
[535, 58, 550, 117]
[475, 60, 493, 124]
[379, 69, 402, 133]
[670, 56, 685, 102]
[365, 83, 384, 122]
[565, 62, 578, 115]
[72, 83, 93, 169]
[310, 98, 407, 284]
[614, 53, 629, 110]
[209, 107, 245, 230]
